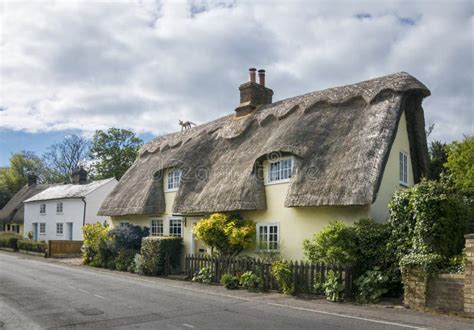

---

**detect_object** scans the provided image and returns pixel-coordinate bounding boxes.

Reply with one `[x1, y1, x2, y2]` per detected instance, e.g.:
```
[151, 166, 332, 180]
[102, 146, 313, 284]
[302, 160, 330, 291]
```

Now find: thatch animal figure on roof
[179, 120, 196, 131]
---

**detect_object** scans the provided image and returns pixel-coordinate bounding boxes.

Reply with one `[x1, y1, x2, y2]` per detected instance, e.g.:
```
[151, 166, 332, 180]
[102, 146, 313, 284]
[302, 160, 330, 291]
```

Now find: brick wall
[464, 234, 474, 316]
[402, 267, 428, 311]
[427, 274, 465, 312]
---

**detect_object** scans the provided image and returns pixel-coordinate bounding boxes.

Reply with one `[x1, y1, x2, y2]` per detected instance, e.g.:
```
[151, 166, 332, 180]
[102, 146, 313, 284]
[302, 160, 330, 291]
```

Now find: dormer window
[167, 169, 181, 192]
[40, 204, 46, 214]
[268, 157, 293, 184]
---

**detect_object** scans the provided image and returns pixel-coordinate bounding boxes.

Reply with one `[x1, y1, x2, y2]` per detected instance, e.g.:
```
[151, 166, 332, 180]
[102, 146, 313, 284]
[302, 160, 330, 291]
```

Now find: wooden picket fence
[48, 240, 83, 257]
[185, 254, 356, 297]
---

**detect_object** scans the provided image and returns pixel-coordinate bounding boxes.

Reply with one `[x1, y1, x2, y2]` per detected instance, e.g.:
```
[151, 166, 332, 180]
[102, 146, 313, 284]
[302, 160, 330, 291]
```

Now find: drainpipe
[81, 197, 87, 226]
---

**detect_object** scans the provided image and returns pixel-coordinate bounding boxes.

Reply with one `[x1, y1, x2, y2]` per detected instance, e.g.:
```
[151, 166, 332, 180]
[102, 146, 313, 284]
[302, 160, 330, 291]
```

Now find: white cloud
[0, 0, 472, 142]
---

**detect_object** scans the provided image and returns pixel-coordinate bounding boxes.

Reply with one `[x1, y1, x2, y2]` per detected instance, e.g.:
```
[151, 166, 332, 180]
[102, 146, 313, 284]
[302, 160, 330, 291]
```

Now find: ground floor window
[6, 224, 11, 231]
[40, 223, 46, 234]
[120, 221, 129, 228]
[257, 223, 279, 251]
[169, 219, 182, 237]
[56, 223, 64, 235]
[150, 219, 163, 236]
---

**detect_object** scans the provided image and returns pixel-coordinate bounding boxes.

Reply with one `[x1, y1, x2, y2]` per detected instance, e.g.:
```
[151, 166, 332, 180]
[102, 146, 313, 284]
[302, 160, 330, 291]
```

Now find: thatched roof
[99, 72, 430, 216]
[0, 183, 56, 224]
[24, 178, 115, 203]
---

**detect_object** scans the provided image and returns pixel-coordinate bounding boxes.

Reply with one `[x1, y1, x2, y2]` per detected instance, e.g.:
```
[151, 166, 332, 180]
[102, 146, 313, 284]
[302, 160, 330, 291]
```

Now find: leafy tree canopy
[428, 140, 448, 180]
[445, 135, 474, 196]
[90, 128, 143, 180]
[193, 213, 256, 257]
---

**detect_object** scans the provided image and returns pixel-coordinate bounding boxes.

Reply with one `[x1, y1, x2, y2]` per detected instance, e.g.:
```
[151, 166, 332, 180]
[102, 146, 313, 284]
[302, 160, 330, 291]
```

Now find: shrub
[303, 221, 357, 265]
[17, 240, 47, 253]
[323, 271, 344, 302]
[115, 248, 137, 272]
[82, 222, 109, 265]
[399, 253, 444, 274]
[97, 238, 117, 269]
[354, 268, 389, 304]
[272, 260, 294, 295]
[140, 236, 183, 276]
[220, 274, 239, 290]
[240, 271, 262, 292]
[134, 254, 145, 275]
[388, 179, 470, 268]
[0, 233, 22, 250]
[313, 272, 324, 295]
[445, 252, 468, 274]
[108, 224, 149, 251]
[193, 213, 256, 257]
[192, 267, 213, 284]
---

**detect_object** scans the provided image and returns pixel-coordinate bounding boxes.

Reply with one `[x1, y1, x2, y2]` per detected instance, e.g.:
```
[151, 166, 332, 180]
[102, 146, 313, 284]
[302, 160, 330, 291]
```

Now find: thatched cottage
[99, 70, 430, 259]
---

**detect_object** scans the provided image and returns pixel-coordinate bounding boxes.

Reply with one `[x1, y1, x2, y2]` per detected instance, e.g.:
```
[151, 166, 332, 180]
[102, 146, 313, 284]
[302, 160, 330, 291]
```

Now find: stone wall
[402, 234, 474, 317]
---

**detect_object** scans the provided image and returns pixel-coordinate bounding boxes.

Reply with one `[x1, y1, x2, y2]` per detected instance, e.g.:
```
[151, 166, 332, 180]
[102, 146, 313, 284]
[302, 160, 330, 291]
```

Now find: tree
[445, 135, 474, 196]
[90, 128, 143, 180]
[0, 151, 46, 208]
[303, 221, 357, 265]
[193, 213, 256, 257]
[428, 140, 448, 180]
[43, 135, 90, 182]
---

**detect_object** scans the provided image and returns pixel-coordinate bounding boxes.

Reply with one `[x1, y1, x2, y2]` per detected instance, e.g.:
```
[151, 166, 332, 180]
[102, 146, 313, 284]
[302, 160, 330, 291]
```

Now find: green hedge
[141, 236, 183, 276]
[0, 234, 22, 250]
[17, 240, 48, 253]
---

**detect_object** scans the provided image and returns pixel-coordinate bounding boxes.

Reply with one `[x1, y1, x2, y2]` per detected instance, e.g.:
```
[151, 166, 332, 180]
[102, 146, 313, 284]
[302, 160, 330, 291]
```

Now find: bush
[388, 179, 470, 268]
[240, 271, 262, 292]
[97, 238, 117, 269]
[220, 274, 239, 290]
[140, 236, 183, 276]
[445, 252, 468, 274]
[0, 233, 22, 250]
[354, 268, 389, 304]
[134, 254, 145, 275]
[108, 224, 149, 251]
[399, 253, 444, 274]
[82, 222, 109, 265]
[303, 221, 357, 265]
[272, 260, 294, 295]
[115, 248, 137, 272]
[193, 213, 256, 257]
[313, 272, 324, 295]
[192, 267, 213, 284]
[17, 240, 47, 253]
[323, 270, 344, 302]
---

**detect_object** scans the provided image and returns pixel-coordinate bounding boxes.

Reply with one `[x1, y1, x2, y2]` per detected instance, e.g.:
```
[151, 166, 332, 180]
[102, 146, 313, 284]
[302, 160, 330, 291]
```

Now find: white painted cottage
[23, 169, 117, 241]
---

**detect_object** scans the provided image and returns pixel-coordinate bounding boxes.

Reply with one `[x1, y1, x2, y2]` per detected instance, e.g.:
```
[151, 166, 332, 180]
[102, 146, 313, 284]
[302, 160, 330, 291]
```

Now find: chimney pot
[249, 68, 257, 83]
[235, 67, 273, 117]
[258, 69, 266, 87]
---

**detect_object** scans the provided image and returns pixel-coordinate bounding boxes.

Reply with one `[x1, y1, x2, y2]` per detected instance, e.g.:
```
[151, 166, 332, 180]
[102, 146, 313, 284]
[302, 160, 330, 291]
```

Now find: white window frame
[56, 223, 64, 235]
[120, 221, 129, 228]
[39, 223, 46, 235]
[399, 151, 409, 186]
[256, 223, 280, 252]
[40, 203, 46, 215]
[56, 202, 63, 214]
[267, 157, 293, 185]
[166, 169, 181, 192]
[150, 218, 164, 236]
[169, 218, 183, 237]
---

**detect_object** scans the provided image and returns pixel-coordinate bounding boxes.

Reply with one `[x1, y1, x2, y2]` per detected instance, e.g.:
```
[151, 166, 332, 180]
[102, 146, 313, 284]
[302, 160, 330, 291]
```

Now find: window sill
[56, 212, 63, 215]
[40, 214, 46, 216]
[264, 179, 290, 186]
[399, 182, 409, 188]
[165, 189, 178, 193]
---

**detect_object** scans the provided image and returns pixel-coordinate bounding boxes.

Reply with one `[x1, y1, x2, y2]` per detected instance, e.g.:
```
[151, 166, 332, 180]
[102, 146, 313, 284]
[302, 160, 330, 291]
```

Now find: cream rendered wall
[109, 170, 197, 256]
[85, 178, 117, 225]
[369, 111, 414, 222]
[241, 159, 370, 260]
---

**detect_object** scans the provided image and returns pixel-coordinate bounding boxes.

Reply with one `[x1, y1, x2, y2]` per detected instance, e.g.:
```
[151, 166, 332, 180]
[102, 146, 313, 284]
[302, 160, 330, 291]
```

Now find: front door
[33, 223, 38, 240]
[67, 223, 73, 240]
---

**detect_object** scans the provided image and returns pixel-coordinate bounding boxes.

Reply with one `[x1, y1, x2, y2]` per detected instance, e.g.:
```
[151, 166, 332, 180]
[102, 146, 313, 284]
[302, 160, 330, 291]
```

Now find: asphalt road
[1, 252, 473, 330]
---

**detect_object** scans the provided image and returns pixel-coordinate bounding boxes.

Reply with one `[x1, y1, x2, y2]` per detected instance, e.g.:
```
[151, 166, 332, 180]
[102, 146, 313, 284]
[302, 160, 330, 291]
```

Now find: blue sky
[0, 0, 473, 166]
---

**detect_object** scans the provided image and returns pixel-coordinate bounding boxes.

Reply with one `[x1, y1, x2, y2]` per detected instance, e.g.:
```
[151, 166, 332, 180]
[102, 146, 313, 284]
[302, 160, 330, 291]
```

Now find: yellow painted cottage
[98, 70, 430, 260]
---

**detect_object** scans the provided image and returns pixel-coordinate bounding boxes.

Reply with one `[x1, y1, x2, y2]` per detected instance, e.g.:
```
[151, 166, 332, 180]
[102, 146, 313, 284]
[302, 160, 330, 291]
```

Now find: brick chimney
[28, 174, 37, 186]
[72, 167, 88, 185]
[235, 68, 274, 117]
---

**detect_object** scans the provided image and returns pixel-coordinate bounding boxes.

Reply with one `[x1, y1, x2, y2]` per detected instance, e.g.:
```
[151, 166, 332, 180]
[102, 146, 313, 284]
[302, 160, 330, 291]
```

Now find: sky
[0, 0, 473, 166]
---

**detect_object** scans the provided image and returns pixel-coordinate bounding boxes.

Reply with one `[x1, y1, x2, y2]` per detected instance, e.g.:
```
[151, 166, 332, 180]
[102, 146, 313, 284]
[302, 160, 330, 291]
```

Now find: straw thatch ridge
[0, 183, 56, 224]
[98, 72, 430, 216]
